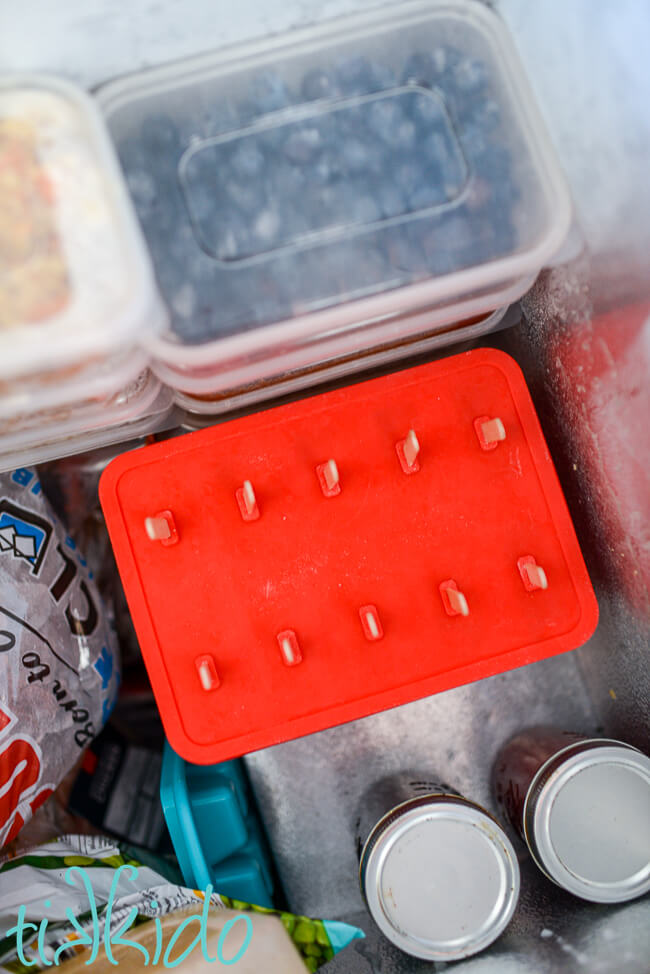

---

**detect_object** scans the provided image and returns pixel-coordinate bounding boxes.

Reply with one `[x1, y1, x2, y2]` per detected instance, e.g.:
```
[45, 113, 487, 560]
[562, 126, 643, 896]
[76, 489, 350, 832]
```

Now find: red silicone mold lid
[100, 348, 598, 763]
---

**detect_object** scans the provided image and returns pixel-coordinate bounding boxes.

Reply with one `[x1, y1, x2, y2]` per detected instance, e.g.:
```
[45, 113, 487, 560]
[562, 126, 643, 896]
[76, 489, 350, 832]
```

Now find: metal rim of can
[358, 794, 520, 961]
[523, 738, 650, 903]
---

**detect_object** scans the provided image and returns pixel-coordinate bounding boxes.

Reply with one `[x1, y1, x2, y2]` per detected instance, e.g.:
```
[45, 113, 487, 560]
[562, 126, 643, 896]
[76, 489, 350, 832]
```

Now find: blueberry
[335, 55, 373, 94]
[145, 171, 184, 228]
[284, 126, 324, 163]
[248, 71, 291, 113]
[438, 214, 474, 258]
[341, 136, 375, 174]
[227, 177, 265, 213]
[183, 179, 220, 230]
[375, 180, 407, 220]
[304, 184, 345, 228]
[478, 98, 502, 131]
[420, 227, 457, 274]
[116, 137, 147, 175]
[183, 145, 220, 187]
[269, 162, 307, 198]
[410, 90, 446, 128]
[308, 152, 344, 185]
[251, 206, 283, 250]
[230, 140, 265, 177]
[424, 130, 453, 163]
[125, 169, 157, 208]
[141, 115, 180, 151]
[256, 123, 288, 152]
[195, 101, 240, 139]
[452, 56, 488, 93]
[301, 68, 338, 101]
[251, 298, 282, 327]
[367, 99, 404, 140]
[171, 283, 196, 319]
[407, 178, 447, 211]
[431, 45, 461, 78]
[367, 63, 397, 92]
[385, 231, 429, 277]
[215, 210, 251, 261]
[460, 120, 489, 158]
[393, 118, 417, 151]
[349, 189, 382, 225]
[423, 133, 465, 197]
[394, 159, 424, 196]
[401, 53, 436, 87]
[353, 246, 389, 285]
[282, 202, 314, 241]
[476, 145, 512, 184]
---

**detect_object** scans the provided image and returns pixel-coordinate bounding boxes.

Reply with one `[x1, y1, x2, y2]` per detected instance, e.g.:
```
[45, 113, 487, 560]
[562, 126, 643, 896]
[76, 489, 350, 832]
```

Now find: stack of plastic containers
[99, 0, 571, 416]
[0, 75, 171, 471]
[160, 743, 274, 907]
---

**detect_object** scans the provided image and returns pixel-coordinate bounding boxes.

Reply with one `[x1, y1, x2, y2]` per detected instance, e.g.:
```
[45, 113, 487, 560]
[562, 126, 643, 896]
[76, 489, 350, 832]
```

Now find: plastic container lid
[0, 371, 173, 473]
[525, 742, 650, 903]
[99, 0, 570, 395]
[0, 74, 166, 380]
[0, 348, 149, 420]
[360, 796, 520, 960]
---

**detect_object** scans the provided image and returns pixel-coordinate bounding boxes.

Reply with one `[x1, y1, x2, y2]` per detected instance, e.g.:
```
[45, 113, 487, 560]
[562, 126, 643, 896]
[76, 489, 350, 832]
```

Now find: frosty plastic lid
[0, 75, 165, 380]
[525, 743, 650, 903]
[360, 796, 520, 960]
[99, 0, 570, 386]
[0, 370, 172, 474]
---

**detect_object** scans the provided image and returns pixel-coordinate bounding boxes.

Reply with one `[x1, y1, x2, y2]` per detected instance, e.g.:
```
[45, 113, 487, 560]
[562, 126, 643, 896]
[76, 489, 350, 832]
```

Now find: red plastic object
[100, 349, 598, 764]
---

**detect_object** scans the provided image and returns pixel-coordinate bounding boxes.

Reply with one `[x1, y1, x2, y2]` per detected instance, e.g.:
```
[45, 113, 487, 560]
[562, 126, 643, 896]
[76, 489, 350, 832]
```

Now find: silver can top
[360, 796, 520, 961]
[525, 742, 650, 903]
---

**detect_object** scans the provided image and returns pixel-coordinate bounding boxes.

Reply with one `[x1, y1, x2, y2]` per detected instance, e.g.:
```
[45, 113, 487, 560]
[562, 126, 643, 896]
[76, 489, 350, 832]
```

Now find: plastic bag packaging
[0, 467, 120, 849]
[39, 445, 153, 670]
[0, 835, 364, 972]
[0, 759, 101, 859]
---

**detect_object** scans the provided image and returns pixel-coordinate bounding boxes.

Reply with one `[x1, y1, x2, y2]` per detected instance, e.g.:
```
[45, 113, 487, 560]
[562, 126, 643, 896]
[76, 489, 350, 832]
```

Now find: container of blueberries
[98, 0, 571, 406]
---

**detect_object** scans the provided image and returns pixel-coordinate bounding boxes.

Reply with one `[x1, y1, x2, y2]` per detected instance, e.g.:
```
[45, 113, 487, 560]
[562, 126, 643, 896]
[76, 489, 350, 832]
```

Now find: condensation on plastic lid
[0, 75, 165, 380]
[0, 371, 173, 474]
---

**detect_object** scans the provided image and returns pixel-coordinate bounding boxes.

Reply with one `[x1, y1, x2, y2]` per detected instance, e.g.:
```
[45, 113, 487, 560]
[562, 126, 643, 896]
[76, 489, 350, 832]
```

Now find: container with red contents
[0, 75, 166, 435]
[493, 727, 650, 903]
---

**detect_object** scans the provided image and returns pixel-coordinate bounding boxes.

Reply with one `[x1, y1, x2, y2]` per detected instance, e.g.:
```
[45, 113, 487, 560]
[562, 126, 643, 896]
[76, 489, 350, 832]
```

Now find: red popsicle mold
[100, 349, 598, 764]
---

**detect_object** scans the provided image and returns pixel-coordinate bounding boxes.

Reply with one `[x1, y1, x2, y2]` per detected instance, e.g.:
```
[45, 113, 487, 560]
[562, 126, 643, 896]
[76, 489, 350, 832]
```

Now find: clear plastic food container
[0, 348, 149, 420]
[0, 371, 173, 473]
[177, 305, 512, 419]
[99, 0, 570, 398]
[0, 74, 166, 383]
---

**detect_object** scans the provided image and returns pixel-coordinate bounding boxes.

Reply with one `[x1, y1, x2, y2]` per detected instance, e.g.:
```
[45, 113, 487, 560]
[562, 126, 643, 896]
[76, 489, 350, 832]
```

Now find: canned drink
[357, 773, 520, 962]
[493, 727, 650, 903]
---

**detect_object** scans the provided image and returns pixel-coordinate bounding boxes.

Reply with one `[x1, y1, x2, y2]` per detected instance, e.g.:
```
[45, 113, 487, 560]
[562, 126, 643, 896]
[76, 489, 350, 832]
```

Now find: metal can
[357, 773, 520, 962]
[493, 727, 650, 903]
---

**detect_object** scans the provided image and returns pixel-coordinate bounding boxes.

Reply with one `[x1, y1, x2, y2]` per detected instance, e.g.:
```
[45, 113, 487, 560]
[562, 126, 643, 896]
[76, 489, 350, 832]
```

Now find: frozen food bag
[0, 468, 120, 848]
[0, 835, 364, 972]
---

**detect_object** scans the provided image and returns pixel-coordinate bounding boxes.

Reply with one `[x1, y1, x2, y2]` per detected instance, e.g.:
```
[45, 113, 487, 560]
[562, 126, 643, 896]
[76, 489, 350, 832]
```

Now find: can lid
[361, 798, 520, 961]
[527, 744, 650, 903]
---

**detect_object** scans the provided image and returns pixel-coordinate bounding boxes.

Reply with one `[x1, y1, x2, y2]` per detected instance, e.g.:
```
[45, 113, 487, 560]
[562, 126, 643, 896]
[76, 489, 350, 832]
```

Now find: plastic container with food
[98, 0, 570, 402]
[0, 74, 166, 390]
[0, 348, 152, 421]
[0, 371, 173, 473]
